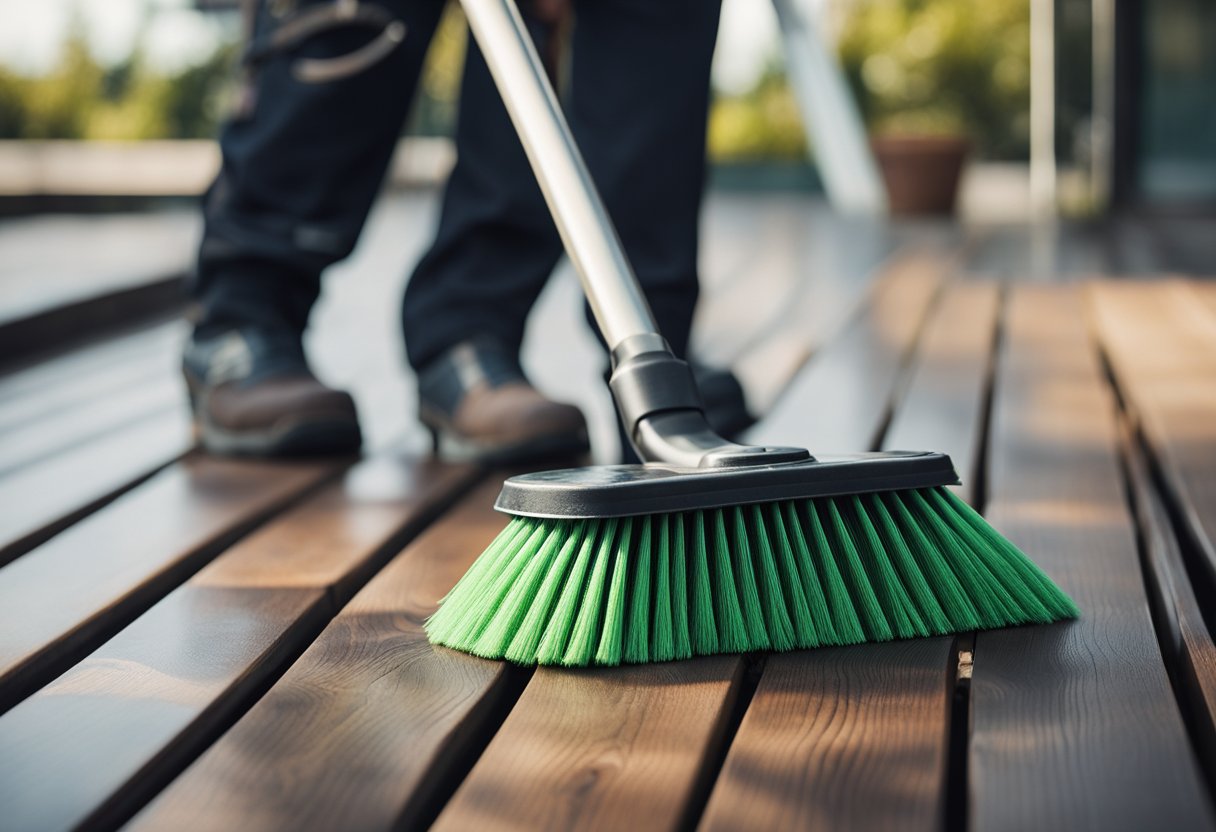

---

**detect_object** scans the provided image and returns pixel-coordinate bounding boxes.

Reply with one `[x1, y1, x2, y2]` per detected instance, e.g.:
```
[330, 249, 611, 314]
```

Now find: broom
[426, 0, 1078, 667]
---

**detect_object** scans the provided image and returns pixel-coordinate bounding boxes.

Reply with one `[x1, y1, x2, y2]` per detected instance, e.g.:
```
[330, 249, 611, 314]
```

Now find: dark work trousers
[194, 0, 722, 371]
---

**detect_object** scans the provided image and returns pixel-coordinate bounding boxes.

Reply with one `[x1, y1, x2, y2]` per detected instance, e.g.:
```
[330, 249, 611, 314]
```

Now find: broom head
[424, 452, 1078, 666]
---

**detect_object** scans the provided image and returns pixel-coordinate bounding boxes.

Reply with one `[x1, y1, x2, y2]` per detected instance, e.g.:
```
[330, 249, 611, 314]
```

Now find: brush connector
[609, 335, 811, 468]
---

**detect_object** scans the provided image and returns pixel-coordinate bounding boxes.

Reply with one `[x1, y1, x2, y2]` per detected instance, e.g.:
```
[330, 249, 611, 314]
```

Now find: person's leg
[401, 9, 564, 371]
[195, 0, 447, 337]
[187, 0, 446, 455]
[403, 8, 587, 463]
[568, 0, 722, 361]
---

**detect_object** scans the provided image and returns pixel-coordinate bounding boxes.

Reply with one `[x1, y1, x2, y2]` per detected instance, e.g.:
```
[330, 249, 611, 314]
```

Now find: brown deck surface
[1, 192, 1215, 831]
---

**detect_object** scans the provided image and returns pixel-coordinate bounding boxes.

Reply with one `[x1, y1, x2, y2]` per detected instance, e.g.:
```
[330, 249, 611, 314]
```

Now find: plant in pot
[838, 0, 1032, 215]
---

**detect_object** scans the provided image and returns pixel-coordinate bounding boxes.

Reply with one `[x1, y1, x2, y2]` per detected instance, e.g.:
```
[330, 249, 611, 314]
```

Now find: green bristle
[689, 512, 719, 655]
[563, 518, 619, 666]
[866, 493, 952, 633]
[822, 499, 893, 641]
[429, 518, 540, 647]
[710, 510, 750, 653]
[649, 515, 675, 662]
[428, 517, 528, 642]
[782, 501, 843, 644]
[728, 508, 771, 650]
[471, 520, 567, 657]
[883, 491, 979, 627]
[748, 505, 797, 651]
[424, 487, 1080, 668]
[623, 518, 654, 663]
[668, 516, 693, 659]
[846, 495, 928, 638]
[765, 503, 817, 647]
[534, 519, 601, 664]
[903, 490, 1010, 625]
[596, 517, 635, 665]
[925, 489, 1041, 622]
[468, 521, 554, 640]
[938, 489, 1079, 620]
[505, 520, 587, 662]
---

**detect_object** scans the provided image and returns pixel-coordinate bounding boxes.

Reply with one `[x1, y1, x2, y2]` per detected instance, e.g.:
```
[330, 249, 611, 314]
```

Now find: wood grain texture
[0, 586, 321, 832]
[701, 639, 950, 831]
[736, 247, 947, 415]
[129, 476, 520, 832]
[745, 251, 945, 450]
[0, 374, 182, 476]
[1091, 280, 1216, 595]
[0, 454, 336, 710]
[705, 278, 992, 832]
[0, 411, 192, 566]
[0, 333, 173, 434]
[0, 320, 178, 404]
[434, 658, 743, 832]
[973, 285, 1215, 831]
[883, 280, 1002, 502]
[0, 456, 476, 831]
[1122, 420, 1216, 780]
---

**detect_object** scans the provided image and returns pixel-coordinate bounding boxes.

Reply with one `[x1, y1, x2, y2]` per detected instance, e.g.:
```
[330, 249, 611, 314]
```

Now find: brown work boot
[418, 339, 588, 463]
[183, 327, 362, 456]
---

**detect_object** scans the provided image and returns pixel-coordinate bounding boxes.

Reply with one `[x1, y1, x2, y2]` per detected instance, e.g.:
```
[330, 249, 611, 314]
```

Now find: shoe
[183, 327, 362, 456]
[418, 339, 589, 464]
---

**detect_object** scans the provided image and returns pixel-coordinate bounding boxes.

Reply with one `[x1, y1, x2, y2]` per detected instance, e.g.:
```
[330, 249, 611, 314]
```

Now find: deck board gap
[944, 631, 975, 832]
[401, 663, 535, 832]
[0, 458, 347, 715]
[87, 468, 496, 830]
[674, 654, 764, 832]
[868, 276, 953, 452]
[1117, 416, 1216, 805]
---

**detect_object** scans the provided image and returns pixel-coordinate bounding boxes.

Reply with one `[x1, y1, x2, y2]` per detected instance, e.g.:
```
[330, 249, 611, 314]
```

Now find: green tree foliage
[20, 26, 103, 139]
[838, 0, 1031, 159]
[708, 64, 808, 163]
[0, 4, 464, 142]
[0, 23, 238, 141]
[407, 3, 467, 137]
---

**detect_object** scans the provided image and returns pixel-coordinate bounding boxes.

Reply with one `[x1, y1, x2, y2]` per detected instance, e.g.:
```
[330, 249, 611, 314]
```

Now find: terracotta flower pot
[871, 134, 970, 216]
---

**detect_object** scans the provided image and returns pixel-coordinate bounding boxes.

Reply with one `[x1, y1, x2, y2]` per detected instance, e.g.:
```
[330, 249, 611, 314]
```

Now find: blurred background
[4, 0, 1214, 213]
[1, 0, 1213, 458]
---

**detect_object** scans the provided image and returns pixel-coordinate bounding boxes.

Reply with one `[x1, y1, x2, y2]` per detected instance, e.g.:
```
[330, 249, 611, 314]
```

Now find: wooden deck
[1, 192, 1215, 831]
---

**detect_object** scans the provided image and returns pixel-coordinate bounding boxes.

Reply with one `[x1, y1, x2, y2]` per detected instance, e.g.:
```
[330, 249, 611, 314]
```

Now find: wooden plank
[0, 337, 172, 434]
[0, 319, 178, 399]
[734, 247, 947, 415]
[700, 639, 952, 831]
[1122, 418, 1216, 781]
[747, 250, 945, 447]
[0, 454, 340, 711]
[0, 275, 184, 370]
[1091, 281, 1216, 590]
[884, 281, 1002, 501]
[129, 476, 524, 832]
[0, 456, 477, 831]
[693, 201, 890, 370]
[702, 280, 995, 832]
[0, 411, 192, 567]
[971, 285, 1214, 830]
[433, 659, 744, 832]
[0, 377, 182, 475]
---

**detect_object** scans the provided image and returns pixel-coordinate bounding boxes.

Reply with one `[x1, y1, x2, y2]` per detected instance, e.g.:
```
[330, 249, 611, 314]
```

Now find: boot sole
[195, 415, 362, 457]
[430, 427, 590, 466]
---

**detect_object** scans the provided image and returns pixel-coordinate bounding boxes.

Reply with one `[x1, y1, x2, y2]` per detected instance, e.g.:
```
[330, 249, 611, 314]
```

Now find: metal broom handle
[459, 0, 661, 353]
